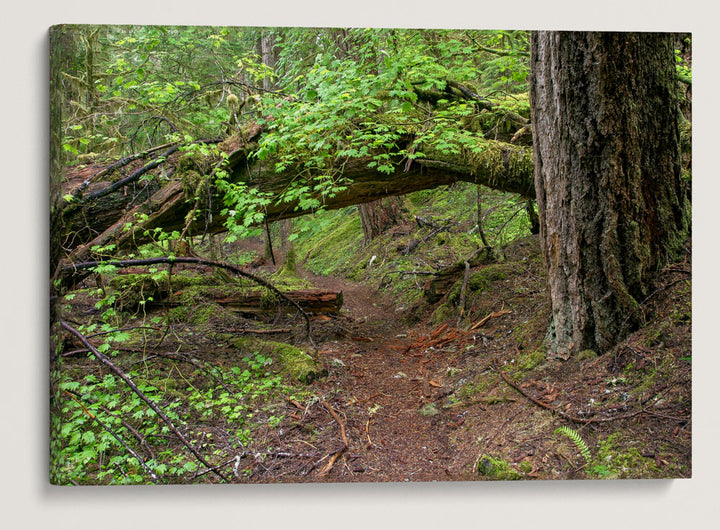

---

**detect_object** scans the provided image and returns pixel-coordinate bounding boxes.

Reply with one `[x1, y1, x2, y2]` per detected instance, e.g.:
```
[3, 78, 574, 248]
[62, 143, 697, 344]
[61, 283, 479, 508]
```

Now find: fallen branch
[315, 400, 349, 475]
[316, 448, 346, 477]
[430, 323, 449, 339]
[322, 400, 349, 448]
[60, 319, 229, 482]
[84, 145, 181, 201]
[236, 328, 293, 335]
[471, 309, 512, 330]
[68, 142, 179, 201]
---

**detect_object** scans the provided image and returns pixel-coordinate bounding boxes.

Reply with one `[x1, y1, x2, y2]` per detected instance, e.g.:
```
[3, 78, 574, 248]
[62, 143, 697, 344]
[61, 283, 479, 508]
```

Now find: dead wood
[58, 256, 314, 342]
[470, 309, 512, 330]
[212, 289, 343, 315]
[321, 400, 350, 448]
[316, 400, 350, 477]
[457, 260, 471, 323]
[60, 126, 535, 258]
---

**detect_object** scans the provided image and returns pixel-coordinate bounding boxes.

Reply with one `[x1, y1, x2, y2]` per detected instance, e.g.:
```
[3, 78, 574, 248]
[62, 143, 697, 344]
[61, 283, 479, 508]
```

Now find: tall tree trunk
[50, 26, 73, 362]
[260, 30, 275, 92]
[529, 31, 689, 359]
[358, 197, 403, 242]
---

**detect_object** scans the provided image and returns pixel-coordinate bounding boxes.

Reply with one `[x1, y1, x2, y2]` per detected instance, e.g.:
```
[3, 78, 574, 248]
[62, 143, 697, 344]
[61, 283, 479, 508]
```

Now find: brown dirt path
[280, 268, 478, 482]
[233, 237, 691, 483]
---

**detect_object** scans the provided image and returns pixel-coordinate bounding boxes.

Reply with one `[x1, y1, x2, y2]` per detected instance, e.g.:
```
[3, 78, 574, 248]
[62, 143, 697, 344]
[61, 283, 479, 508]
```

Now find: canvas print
[49, 26, 692, 485]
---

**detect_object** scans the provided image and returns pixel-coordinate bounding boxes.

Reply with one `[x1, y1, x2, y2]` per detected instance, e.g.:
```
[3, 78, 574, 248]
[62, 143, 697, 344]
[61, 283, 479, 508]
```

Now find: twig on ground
[322, 400, 349, 448]
[471, 309, 512, 330]
[316, 449, 345, 477]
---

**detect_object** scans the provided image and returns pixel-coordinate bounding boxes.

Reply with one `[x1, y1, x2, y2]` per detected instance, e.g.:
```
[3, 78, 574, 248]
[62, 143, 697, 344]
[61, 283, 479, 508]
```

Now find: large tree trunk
[358, 197, 404, 242]
[529, 31, 689, 359]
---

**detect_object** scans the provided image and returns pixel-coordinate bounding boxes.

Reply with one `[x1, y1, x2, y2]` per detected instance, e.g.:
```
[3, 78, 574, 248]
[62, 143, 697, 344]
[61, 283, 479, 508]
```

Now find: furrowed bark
[529, 31, 689, 358]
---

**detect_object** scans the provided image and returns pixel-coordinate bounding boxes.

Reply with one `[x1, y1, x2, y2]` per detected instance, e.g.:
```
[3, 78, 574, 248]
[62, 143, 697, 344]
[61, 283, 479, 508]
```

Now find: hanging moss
[180, 170, 203, 200]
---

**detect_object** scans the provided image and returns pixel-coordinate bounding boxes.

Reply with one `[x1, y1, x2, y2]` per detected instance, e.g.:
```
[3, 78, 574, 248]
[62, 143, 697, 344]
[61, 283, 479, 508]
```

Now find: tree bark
[529, 31, 689, 359]
[358, 197, 404, 242]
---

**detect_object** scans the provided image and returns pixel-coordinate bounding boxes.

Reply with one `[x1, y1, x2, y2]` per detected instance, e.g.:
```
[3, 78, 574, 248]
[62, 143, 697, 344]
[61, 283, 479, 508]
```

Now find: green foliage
[475, 454, 523, 480]
[515, 350, 546, 371]
[591, 433, 663, 479]
[52, 25, 546, 485]
[554, 426, 592, 464]
[50, 322, 295, 484]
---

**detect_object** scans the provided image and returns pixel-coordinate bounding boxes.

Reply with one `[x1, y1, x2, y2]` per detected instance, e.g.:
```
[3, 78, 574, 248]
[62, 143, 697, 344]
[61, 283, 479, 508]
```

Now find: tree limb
[60, 319, 229, 482]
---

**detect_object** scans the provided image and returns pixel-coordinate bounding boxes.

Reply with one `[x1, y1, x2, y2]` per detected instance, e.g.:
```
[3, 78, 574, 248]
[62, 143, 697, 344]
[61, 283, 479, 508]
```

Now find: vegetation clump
[475, 454, 523, 480]
[231, 337, 326, 384]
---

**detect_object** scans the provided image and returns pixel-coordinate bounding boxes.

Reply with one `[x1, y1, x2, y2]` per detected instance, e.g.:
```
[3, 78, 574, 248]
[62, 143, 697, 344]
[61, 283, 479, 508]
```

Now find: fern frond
[554, 426, 591, 463]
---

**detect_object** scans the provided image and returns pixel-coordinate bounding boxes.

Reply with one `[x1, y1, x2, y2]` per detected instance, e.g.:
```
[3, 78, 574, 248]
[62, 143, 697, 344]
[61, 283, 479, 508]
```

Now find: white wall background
[2, 2, 715, 528]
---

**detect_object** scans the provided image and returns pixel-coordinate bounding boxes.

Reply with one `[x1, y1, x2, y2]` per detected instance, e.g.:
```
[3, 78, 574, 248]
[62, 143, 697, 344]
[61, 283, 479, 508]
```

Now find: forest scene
[49, 26, 692, 485]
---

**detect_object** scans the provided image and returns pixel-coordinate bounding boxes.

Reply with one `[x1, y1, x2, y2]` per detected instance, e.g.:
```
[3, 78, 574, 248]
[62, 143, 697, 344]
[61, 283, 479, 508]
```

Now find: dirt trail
[283, 268, 477, 482]
[228, 237, 691, 483]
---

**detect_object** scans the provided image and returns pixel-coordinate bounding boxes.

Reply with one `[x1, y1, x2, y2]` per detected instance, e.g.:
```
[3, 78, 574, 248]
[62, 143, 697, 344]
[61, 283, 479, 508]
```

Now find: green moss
[591, 433, 662, 479]
[294, 208, 363, 276]
[187, 304, 216, 325]
[481, 394, 513, 405]
[457, 380, 489, 400]
[270, 251, 313, 290]
[476, 454, 523, 480]
[419, 403, 440, 416]
[515, 350, 546, 371]
[108, 271, 208, 308]
[430, 303, 454, 325]
[109, 270, 205, 291]
[231, 337, 326, 384]
[518, 460, 533, 474]
[577, 349, 598, 361]
[180, 170, 203, 200]
[166, 305, 191, 323]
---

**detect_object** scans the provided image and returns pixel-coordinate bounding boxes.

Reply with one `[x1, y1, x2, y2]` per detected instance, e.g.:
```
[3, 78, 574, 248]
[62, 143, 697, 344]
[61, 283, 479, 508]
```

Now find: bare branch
[60, 319, 230, 482]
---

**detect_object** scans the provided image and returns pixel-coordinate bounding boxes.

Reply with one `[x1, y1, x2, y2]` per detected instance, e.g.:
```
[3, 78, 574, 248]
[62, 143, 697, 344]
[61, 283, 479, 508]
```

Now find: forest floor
[57, 228, 692, 484]
[241, 236, 692, 483]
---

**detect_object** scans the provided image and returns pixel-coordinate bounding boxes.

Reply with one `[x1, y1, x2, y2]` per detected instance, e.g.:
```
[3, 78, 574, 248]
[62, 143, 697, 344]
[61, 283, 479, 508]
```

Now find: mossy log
[144, 286, 342, 315]
[213, 289, 343, 315]
[61, 129, 535, 263]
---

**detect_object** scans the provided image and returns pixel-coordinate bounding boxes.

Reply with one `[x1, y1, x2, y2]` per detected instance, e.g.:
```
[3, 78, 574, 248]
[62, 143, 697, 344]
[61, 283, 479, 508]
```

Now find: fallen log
[424, 249, 496, 303]
[60, 128, 536, 262]
[212, 289, 343, 315]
